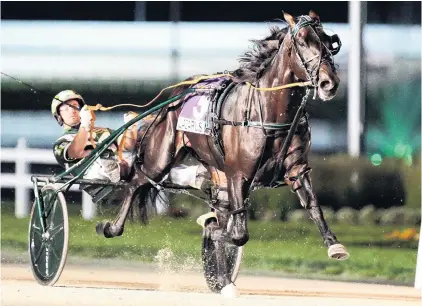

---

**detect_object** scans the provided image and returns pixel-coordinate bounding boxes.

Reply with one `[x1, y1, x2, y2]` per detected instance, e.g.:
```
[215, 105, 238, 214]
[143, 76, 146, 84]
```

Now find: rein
[84, 74, 312, 113]
[81, 74, 313, 155]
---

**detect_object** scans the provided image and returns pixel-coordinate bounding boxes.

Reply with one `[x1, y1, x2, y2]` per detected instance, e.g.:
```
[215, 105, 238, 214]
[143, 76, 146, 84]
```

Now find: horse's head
[284, 10, 341, 101]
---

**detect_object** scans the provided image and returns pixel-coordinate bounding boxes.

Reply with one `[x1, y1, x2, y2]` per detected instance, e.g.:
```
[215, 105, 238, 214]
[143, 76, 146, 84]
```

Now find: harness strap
[213, 119, 292, 130]
[291, 16, 316, 37]
[270, 88, 311, 186]
[245, 80, 312, 91]
[287, 166, 312, 192]
[228, 207, 248, 215]
[211, 79, 237, 158]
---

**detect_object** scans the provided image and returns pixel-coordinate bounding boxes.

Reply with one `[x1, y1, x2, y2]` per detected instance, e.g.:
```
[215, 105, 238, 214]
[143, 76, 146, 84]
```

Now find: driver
[51, 90, 135, 183]
[51, 89, 209, 190]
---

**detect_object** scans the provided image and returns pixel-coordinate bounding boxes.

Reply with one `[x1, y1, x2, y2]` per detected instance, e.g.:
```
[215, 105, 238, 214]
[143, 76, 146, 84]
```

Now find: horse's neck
[251, 47, 302, 123]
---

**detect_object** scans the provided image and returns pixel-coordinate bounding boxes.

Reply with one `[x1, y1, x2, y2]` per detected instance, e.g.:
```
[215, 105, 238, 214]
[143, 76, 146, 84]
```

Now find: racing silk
[53, 126, 118, 169]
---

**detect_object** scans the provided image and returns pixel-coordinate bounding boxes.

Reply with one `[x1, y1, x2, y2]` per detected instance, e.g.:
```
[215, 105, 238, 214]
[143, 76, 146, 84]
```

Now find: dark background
[1, 1, 420, 112]
[1, 1, 421, 24]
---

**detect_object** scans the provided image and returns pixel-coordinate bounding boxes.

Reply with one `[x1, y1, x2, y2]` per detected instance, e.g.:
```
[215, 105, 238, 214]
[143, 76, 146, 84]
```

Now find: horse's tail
[128, 184, 169, 225]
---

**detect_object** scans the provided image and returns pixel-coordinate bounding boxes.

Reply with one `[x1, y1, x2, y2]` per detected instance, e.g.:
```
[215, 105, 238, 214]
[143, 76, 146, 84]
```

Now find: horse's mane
[233, 25, 289, 83]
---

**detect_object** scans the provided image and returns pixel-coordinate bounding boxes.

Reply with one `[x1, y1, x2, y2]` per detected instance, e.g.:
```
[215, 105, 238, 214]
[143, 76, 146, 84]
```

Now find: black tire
[201, 216, 243, 293]
[28, 184, 69, 286]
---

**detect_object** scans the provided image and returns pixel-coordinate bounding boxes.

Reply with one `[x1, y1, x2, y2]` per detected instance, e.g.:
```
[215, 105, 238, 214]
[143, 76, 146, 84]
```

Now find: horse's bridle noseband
[289, 15, 341, 88]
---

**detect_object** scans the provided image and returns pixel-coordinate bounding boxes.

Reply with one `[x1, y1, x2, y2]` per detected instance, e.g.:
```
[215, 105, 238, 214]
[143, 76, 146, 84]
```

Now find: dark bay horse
[97, 11, 348, 295]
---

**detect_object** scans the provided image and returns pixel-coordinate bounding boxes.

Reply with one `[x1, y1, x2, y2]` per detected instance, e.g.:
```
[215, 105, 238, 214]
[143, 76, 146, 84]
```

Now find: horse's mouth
[317, 66, 340, 101]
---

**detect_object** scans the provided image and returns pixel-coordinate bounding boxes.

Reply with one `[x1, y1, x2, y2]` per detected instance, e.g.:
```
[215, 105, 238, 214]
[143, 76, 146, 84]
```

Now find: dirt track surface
[2, 263, 421, 306]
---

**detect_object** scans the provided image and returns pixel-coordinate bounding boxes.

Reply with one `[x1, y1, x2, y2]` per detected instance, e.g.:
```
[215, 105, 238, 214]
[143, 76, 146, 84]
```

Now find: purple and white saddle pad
[176, 77, 229, 135]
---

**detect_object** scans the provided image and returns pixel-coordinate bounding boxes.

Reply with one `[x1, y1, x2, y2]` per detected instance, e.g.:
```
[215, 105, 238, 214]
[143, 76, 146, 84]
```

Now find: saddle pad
[176, 77, 229, 135]
[176, 94, 211, 135]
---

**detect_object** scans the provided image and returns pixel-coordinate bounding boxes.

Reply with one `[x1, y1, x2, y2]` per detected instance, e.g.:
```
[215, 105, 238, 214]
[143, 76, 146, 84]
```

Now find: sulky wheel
[28, 184, 69, 286]
[201, 215, 243, 293]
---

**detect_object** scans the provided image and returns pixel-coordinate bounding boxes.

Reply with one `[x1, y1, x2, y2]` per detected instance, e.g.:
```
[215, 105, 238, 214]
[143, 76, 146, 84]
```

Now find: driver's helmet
[51, 90, 85, 126]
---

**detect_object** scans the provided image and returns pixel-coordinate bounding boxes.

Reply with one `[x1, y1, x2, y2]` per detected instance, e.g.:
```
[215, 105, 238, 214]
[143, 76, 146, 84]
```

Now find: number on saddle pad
[176, 95, 211, 135]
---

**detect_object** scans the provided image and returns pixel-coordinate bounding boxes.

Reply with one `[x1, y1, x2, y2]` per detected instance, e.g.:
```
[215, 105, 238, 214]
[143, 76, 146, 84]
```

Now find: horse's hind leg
[141, 108, 186, 180]
[96, 183, 140, 238]
[98, 107, 184, 238]
[96, 162, 156, 238]
[284, 145, 349, 260]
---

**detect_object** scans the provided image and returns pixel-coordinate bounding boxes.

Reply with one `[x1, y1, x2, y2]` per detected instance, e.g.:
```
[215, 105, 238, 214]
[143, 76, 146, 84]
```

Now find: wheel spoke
[31, 224, 43, 236]
[49, 225, 64, 239]
[32, 241, 46, 264]
[49, 244, 61, 261]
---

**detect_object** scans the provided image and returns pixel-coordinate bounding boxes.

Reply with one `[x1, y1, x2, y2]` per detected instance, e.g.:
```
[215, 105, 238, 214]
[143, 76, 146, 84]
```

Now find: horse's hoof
[221, 283, 239, 298]
[96, 222, 123, 238]
[231, 233, 249, 247]
[102, 222, 115, 238]
[328, 243, 349, 260]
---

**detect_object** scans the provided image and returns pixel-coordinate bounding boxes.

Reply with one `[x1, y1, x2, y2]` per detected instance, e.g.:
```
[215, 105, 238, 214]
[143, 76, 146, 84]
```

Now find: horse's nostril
[319, 80, 333, 91]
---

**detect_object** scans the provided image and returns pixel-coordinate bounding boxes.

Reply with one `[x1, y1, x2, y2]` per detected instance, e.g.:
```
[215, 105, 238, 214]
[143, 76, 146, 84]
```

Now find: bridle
[289, 15, 342, 88]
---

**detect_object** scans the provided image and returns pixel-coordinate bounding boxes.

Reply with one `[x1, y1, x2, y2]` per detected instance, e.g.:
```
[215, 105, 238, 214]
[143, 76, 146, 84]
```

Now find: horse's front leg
[285, 163, 349, 260]
[227, 171, 250, 247]
[204, 205, 231, 288]
[202, 188, 239, 297]
[206, 170, 249, 297]
[203, 167, 250, 248]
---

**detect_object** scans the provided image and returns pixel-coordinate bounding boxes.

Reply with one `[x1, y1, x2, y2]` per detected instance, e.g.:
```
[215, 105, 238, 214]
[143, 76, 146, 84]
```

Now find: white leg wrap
[221, 283, 239, 298]
[328, 243, 349, 260]
[196, 212, 217, 228]
[170, 165, 200, 188]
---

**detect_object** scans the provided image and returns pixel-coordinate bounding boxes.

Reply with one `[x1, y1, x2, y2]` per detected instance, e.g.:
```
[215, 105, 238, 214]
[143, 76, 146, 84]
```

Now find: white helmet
[51, 90, 85, 126]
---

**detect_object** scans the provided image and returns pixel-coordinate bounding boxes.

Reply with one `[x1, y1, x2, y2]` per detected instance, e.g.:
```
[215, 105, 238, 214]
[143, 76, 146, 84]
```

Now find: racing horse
[97, 11, 349, 294]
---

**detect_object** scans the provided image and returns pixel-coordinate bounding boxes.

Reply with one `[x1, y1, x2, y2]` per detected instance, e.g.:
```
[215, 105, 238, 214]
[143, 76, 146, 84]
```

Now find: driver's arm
[67, 107, 93, 159]
[67, 127, 92, 159]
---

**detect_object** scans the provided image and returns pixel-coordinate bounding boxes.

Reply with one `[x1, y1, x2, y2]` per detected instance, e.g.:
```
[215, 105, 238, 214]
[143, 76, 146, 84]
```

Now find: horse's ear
[283, 11, 296, 28]
[309, 10, 320, 21]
